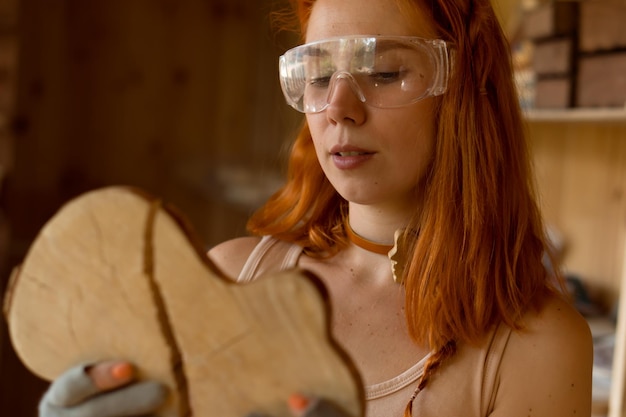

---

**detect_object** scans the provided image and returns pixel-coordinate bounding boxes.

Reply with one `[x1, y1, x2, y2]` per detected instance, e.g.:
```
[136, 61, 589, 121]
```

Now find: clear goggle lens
[279, 35, 451, 113]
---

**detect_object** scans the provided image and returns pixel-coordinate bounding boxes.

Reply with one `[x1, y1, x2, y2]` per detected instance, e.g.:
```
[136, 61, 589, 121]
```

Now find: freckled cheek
[307, 124, 331, 160]
[306, 114, 325, 136]
[394, 124, 436, 179]
[389, 121, 435, 155]
[310, 136, 327, 164]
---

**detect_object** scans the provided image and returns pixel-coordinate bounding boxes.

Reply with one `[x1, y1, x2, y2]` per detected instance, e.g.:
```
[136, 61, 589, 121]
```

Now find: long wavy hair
[248, 0, 560, 398]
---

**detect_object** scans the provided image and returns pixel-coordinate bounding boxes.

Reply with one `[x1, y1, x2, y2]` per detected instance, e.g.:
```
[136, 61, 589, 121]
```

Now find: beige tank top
[237, 236, 512, 417]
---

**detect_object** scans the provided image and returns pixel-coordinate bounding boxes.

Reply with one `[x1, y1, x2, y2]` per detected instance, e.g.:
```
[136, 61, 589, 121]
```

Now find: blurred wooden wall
[529, 120, 626, 309]
[0, 0, 301, 415]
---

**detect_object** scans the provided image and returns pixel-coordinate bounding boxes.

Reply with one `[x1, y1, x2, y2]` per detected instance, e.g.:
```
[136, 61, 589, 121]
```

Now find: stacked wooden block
[577, 1, 626, 108]
[523, 1, 578, 108]
[524, 0, 626, 109]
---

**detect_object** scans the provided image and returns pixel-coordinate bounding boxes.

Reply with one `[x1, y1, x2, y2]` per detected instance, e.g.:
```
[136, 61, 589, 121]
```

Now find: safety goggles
[279, 35, 451, 113]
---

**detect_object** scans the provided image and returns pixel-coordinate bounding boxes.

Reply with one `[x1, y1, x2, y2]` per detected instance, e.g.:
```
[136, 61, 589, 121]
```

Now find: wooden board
[580, 1, 626, 53]
[577, 52, 626, 108]
[3, 186, 363, 417]
[522, 2, 578, 41]
[532, 38, 574, 76]
[528, 120, 626, 307]
[534, 77, 573, 109]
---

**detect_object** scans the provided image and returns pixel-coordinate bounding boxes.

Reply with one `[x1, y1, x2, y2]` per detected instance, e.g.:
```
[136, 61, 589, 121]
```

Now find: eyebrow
[301, 46, 331, 58]
[371, 39, 416, 53]
[302, 39, 415, 59]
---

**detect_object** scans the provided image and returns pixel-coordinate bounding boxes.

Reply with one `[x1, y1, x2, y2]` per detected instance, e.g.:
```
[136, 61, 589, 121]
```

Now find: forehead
[302, 37, 420, 60]
[305, 0, 436, 43]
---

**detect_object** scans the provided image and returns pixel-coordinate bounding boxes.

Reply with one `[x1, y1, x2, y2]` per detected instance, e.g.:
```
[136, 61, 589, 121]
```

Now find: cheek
[386, 111, 437, 179]
[306, 113, 323, 133]
[386, 108, 436, 153]
[306, 116, 326, 153]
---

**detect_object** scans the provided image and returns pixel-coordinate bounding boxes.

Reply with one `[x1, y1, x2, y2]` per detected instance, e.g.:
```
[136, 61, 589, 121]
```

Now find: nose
[324, 71, 367, 125]
[327, 72, 366, 103]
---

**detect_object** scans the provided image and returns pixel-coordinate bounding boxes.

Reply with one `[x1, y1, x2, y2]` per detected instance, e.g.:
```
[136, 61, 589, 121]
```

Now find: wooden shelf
[524, 108, 626, 123]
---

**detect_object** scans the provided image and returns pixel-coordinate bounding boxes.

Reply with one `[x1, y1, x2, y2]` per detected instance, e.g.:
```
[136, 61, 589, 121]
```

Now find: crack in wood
[144, 199, 191, 417]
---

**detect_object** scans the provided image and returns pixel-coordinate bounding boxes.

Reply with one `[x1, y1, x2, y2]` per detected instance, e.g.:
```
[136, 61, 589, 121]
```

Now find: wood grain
[528, 120, 626, 307]
[3, 186, 363, 417]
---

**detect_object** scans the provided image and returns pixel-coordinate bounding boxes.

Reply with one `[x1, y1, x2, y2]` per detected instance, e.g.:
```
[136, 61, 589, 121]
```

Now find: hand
[39, 360, 168, 417]
[248, 394, 352, 417]
[287, 395, 352, 417]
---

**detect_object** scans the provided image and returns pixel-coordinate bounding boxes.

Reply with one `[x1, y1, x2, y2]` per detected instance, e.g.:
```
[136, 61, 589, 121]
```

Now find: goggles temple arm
[431, 40, 450, 96]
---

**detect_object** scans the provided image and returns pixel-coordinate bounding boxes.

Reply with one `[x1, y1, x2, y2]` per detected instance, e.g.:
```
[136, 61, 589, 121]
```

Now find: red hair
[250, 0, 560, 391]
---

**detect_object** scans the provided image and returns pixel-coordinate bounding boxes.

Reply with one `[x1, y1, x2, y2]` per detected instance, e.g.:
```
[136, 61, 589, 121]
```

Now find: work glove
[248, 394, 352, 417]
[40, 361, 351, 417]
[287, 395, 352, 417]
[38, 360, 167, 417]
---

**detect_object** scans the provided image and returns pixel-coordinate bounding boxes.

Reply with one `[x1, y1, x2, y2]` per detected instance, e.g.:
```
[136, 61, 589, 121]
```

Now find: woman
[39, 0, 593, 416]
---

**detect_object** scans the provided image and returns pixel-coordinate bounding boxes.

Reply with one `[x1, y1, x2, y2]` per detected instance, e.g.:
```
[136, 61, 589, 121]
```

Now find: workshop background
[1, 1, 625, 416]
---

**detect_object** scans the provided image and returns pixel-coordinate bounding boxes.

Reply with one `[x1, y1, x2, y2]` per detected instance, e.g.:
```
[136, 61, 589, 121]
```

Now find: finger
[306, 400, 350, 417]
[288, 393, 311, 416]
[43, 363, 99, 408]
[65, 380, 168, 417]
[288, 395, 350, 417]
[87, 360, 136, 391]
[42, 361, 136, 409]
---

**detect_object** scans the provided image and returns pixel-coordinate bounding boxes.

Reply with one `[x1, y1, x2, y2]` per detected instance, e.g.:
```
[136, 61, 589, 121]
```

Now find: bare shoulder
[491, 293, 593, 417]
[207, 236, 262, 280]
[515, 292, 592, 356]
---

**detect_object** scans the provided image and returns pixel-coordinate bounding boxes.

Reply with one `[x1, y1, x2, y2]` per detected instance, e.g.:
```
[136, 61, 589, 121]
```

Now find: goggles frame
[279, 35, 451, 113]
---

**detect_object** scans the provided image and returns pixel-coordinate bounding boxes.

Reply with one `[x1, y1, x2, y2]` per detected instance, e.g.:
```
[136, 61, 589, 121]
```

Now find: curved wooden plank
[4, 186, 364, 417]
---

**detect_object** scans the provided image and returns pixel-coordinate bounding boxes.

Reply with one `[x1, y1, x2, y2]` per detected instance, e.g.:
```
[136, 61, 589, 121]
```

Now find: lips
[330, 145, 375, 169]
[330, 144, 373, 156]
[336, 151, 369, 157]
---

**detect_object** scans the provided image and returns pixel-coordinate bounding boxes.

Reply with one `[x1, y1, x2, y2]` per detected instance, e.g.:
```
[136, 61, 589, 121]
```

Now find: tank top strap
[481, 322, 513, 415]
[237, 236, 304, 283]
[366, 352, 432, 399]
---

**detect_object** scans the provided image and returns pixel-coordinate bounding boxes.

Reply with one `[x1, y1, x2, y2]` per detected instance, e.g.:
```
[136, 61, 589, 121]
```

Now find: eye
[309, 76, 332, 88]
[369, 71, 402, 84]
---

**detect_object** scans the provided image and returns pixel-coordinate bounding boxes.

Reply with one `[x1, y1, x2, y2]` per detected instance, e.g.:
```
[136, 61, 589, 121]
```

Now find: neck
[347, 203, 412, 245]
[345, 220, 395, 255]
